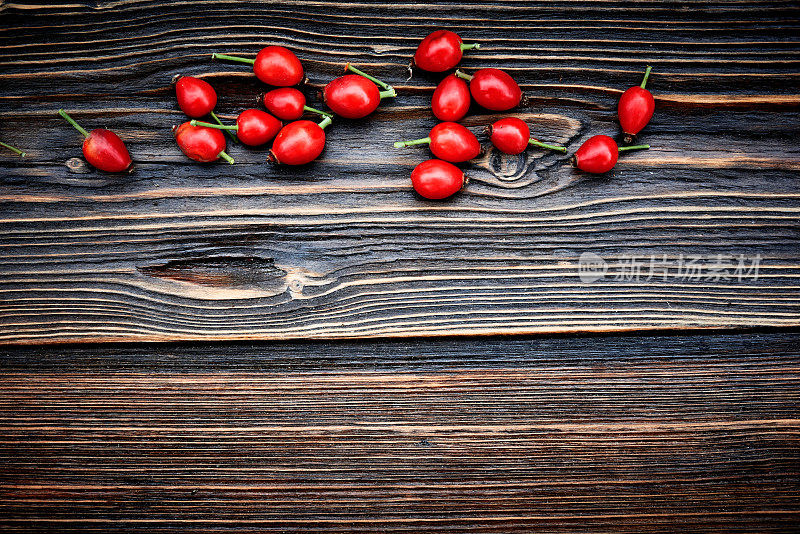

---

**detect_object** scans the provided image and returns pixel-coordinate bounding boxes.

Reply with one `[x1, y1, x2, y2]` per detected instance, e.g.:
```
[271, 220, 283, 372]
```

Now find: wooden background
[1, 0, 799, 531]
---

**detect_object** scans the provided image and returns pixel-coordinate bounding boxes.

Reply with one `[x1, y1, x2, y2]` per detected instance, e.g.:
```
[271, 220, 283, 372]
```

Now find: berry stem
[460, 43, 480, 51]
[455, 69, 473, 82]
[379, 88, 397, 99]
[345, 64, 393, 91]
[58, 109, 89, 138]
[218, 151, 235, 164]
[393, 137, 431, 148]
[212, 53, 255, 65]
[618, 144, 650, 152]
[303, 105, 332, 118]
[640, 66, 652, 89]
[210, 111, 238, 143]
[318, 116, 333, 130]
[190, 119, 238, 131]
[528, 139, 567, 153]
[0, 141, 25, 157]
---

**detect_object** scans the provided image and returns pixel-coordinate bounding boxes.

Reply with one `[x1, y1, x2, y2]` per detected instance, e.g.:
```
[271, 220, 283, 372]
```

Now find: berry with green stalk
[618, 66, 655, 144]
[487, 117, 566, 155]
[212, 46, 304, 86]
[413, 30, 481, 73]
[58, 109, 132, 172]
[173, 121, 234, 164]
[394, 122, 480, 163]
[572, 135, 649, 174]
[455, 68, 522, 111]
[191, 109, 282, 146]
[268, 116, 332, 165]
[173, 75, 236, 143]
[323, 64, 396, 119]
[261, 88, 332, 121]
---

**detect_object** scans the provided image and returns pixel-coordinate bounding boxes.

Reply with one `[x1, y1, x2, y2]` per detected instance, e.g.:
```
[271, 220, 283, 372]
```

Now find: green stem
[217, 151, 235, 164]
[212, 53, 255, 65]
[191, 119, 238, 131]
[529, 139, 567, 153]
[210, 111, 238, 143]
[318, 116, 333, 130]
[460, 43, 480, 51]
[454, 69, 473, 82]
[618, 144, 650, 152]
[345, 63, 392, 91]
[303, 105, 332, 118]
[379, 88, 397, 99]
[58, 109, 89, 138]
[640, 66, 652, 89]
[394, 137, 431, 148]
[0, 141, 25, 157]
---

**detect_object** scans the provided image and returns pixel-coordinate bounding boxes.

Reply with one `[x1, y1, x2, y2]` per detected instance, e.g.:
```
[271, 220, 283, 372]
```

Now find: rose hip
[411, 159, 466, 200]
[572, 134, 648, 174]
[261, 88, 331, 121]
[213, 46, 304, 86]
[173, 121, 234, 164]
[431, 74, 471, 122]
[268, 116, 332, 165]
[173, 75, 236, 142]
[323, 64, 396, 119]
[618, 66, 655, 143]
[413, 30, 480, 72]
[192, 109, 282, 146]
[455, 69, 522, 111]
[394, 122, 480, 163]
[487, 117, 565, 155]
[58, 109, 132, 172]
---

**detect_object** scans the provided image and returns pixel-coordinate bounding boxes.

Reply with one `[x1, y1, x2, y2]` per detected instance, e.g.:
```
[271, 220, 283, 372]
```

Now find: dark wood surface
[1, 1, 800, 532]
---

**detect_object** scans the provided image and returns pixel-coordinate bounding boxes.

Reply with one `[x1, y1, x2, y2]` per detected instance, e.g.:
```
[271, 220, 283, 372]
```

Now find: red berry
[431, 74, 471, 121]
[234, 109, 282, 146]
[487, 117, 566, 155]
[394, 122, 480, 163]
[411, 159, 466, 200]
[268, 117, 332, 165]
[456, 69, 521, 111]
[573, 135, 649, 174]
[262, 88, 331, 121]
[488, 117, 529, 154]
[213, 46, 304, 87]
[174, 76, 217, 118]
[618, 66, 655, 142]
[58, 109, 132, 172]
[324, 74, 392, 119]
[173, 121, 232, 164]
[413, 30, 480, 73]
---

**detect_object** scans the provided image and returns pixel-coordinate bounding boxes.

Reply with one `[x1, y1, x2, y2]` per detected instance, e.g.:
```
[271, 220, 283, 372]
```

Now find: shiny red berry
[487, 117, 566, 154]
[261, 88, 331, 121]
[573, 135, 649, 174]
[394, 122, 480, 162]
[456, 69, 521, 111]
[413, 30, 480, 73]
[213, 46, 304, 86]
[619, 66, 655, 143]
[173, 121, 233, 164]
[174, 76, 217, 118]
[411, 159, 466, 200]
[324, 65, 396, 119]
[268, 116, 332, 165]
[58, 109, 132, 172]
[191, 109, 282, 146]
[431, 74, 471, 122]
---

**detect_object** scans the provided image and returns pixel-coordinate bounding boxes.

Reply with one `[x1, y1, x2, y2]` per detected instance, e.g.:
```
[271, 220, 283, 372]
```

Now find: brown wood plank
[1, 332, 799, 532]
[0, 1, 799, 343]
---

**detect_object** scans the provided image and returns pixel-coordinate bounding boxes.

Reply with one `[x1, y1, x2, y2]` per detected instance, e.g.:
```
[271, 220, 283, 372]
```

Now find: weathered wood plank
[1, 332, 799, 532]
[0, 1, 799, 343]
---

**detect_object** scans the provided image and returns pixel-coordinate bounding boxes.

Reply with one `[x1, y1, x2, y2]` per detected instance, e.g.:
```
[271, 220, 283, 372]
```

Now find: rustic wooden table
[1, 1, 799, 532]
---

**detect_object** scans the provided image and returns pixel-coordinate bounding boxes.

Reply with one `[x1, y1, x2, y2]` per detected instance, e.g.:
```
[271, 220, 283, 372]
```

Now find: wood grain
[0, 2, 799, 344]
[1, 332, 799, 532]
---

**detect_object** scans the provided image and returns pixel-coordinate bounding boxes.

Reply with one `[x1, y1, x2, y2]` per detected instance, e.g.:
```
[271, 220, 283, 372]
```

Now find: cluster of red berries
[33, 30, 656, 200]
[400, 30, 656, 200]
[174, 46, 396, 165]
